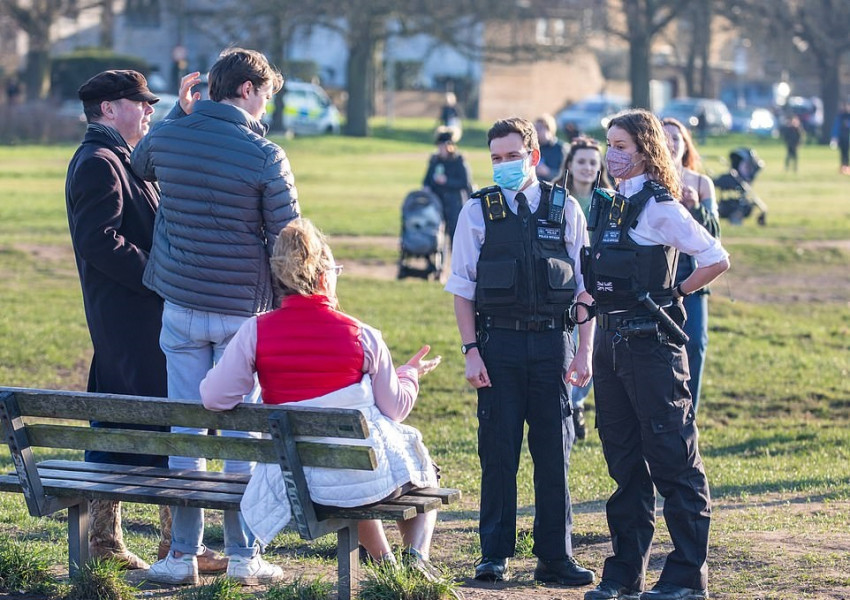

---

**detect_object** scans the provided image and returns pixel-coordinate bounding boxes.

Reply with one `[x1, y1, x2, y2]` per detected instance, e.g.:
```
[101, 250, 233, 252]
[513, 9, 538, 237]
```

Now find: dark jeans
[476, 327, 576, 560]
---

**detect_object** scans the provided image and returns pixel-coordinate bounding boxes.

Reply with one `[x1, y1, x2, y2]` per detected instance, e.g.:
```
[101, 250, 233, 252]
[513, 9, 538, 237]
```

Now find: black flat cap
[78, 70, 160, 104]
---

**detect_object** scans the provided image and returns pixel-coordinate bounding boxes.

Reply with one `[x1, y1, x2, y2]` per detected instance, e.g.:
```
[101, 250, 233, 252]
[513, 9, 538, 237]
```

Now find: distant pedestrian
[534, 113, 567, 184]
[5, 76, 21, 105]
[830, 102, 850, 175]
[422, 126, 474, 244]
[780, 116, 804, 172]
[439, 92, 462, 135]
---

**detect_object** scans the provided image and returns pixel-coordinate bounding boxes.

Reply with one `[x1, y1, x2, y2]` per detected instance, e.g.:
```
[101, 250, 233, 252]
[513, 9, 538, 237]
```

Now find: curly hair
[661, 117, 702, 172]
[488, 117, 539, 152]
[607, 109, 681, 198]
[270, 219, 333, 297]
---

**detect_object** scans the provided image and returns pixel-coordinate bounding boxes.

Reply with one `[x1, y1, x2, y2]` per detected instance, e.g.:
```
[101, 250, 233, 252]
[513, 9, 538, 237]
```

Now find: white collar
[618, 173, 649, 198]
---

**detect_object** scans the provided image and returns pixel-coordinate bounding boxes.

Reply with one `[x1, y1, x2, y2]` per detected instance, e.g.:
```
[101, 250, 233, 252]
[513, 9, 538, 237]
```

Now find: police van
[270, 81, 341, 136]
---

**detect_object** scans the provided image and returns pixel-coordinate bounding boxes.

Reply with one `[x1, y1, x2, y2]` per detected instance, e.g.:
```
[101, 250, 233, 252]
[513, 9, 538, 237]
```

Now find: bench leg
[67, 500, 90, 576]
[337, 524, 359, 600]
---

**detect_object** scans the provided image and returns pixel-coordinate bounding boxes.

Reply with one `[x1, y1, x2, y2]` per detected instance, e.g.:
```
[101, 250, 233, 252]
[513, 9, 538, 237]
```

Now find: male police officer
[445, 117, 595, 586]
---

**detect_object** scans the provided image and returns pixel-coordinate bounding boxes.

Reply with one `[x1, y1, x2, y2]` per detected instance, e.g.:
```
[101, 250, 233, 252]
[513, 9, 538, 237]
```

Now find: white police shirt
[444, 178, 588, 301]
[619, 174, 728, 268]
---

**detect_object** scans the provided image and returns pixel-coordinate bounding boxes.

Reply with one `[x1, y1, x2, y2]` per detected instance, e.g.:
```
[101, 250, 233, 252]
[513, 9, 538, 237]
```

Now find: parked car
[555, 94, 629, 135]
[659, 97, 732, 135]
[270, 81, 341, 136]
[729, 106, 776, 137]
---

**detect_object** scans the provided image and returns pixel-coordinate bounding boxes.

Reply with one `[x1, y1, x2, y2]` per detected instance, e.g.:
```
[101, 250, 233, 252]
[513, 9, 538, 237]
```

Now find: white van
[271, 81, 341, 136]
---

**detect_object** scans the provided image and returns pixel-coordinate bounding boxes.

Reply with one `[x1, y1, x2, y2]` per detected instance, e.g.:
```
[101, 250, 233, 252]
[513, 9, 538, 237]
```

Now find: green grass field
[1, 120, 849, 599]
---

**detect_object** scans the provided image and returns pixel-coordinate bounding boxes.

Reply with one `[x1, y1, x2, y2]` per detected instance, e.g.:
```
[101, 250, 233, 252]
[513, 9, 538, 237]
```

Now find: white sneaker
[226, 553, 284, 586]
[146, 552, 199, 585]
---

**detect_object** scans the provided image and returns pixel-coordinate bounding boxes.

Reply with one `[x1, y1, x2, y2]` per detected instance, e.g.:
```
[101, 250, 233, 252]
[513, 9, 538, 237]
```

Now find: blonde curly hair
[270, 219, 333, 297]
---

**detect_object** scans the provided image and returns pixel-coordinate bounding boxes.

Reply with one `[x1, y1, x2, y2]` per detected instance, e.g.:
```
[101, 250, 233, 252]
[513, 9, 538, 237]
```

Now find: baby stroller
[397, 189, 445, 280]
[714, 147, 768, 225]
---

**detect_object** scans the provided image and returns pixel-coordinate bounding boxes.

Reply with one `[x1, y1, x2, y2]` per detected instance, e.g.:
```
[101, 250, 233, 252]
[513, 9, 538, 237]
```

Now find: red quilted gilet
[256, 294, 364, 404]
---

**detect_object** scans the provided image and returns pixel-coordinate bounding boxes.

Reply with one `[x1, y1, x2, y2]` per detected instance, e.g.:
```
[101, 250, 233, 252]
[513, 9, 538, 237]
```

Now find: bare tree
[218, 0, 592, 136]
[0, 0, 84, 99]
[725, 0, 850, 143]
[681, 0, 713, 98]
[605, 0, 697, 109]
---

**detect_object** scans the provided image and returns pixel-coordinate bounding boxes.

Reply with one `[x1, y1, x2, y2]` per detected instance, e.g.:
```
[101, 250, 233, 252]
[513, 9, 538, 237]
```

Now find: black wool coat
[65, 127, 168, 467]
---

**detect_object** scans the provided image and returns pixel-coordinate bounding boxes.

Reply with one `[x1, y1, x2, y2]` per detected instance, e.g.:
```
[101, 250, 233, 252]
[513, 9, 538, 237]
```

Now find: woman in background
[662, 117, 720, 412]
[557, 136, 608, 439]
[422, 126, 474, 244]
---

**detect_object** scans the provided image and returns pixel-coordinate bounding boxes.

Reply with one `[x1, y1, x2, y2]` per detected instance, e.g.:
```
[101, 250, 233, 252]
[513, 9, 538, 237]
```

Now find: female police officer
[582, 110, 729, 600]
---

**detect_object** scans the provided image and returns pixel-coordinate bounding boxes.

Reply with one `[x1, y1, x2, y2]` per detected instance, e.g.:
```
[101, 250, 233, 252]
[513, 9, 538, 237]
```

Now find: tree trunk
[818, 56, 840, 145]
[630, 33, 651, 109]
[270, 14, 286, 133]
[24, 48, 50, 100]
[344, 29, 374, 137]
[100, 0, 115, 48]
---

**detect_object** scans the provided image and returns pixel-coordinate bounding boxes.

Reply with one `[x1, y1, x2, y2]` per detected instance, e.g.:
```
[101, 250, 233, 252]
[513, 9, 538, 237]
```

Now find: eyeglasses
[328, 264, 344, 276]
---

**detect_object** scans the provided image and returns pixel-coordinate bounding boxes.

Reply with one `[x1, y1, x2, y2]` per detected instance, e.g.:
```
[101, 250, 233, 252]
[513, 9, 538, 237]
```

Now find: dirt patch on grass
[112, 496, 850, 600]
[333, 235, 850, 305]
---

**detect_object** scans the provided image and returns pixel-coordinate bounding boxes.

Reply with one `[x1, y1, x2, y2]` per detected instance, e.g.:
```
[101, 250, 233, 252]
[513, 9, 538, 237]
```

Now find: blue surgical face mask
[493, 156, 531, 191]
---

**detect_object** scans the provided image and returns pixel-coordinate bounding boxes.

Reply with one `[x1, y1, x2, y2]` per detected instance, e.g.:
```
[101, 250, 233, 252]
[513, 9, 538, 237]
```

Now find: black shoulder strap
[471, 185, 501, 200]
[623, 180, 673, 230]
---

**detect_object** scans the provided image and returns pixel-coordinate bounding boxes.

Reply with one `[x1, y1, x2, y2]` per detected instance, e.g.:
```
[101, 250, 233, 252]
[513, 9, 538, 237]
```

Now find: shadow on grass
[702, 430, 818, 458]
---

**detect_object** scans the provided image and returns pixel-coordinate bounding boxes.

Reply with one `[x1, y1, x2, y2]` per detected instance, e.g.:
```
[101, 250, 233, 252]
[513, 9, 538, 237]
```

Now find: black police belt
[597, 311, 656, 335]
[480, 313, 574, 332]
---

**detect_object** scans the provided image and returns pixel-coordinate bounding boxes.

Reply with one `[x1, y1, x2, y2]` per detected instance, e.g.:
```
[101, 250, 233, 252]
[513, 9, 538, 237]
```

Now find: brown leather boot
[197, 547, 228, 574]
[88, 499, 149, 570]
[157, 505, 172, 560]
[155, 506, 226, 574]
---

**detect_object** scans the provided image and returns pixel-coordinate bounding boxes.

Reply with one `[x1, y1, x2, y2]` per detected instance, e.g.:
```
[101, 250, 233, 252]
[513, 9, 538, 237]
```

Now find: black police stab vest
[475, 182, 577, 320]
[586, 180, 678, 314]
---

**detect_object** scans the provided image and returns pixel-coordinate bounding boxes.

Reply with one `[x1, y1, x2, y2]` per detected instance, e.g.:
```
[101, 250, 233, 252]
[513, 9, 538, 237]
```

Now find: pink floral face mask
[606, 147, 643, 179]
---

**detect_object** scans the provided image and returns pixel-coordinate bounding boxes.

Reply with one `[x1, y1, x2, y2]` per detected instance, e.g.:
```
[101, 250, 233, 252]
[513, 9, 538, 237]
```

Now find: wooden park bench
[0, 387, 460, 599]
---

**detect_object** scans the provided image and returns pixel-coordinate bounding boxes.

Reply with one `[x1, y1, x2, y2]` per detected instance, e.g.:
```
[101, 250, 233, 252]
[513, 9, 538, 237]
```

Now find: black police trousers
[476, 327, 576, 560]
[593, 328, 710, 591]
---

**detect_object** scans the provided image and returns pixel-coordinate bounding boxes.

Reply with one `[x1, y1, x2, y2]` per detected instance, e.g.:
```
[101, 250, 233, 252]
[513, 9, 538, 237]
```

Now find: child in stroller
[714, 147, 768, 225]
[397, 189, 446, 280]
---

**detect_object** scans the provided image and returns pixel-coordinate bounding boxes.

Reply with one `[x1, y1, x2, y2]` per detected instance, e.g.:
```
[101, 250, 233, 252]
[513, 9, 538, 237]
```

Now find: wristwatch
[461, 342, 479, 355]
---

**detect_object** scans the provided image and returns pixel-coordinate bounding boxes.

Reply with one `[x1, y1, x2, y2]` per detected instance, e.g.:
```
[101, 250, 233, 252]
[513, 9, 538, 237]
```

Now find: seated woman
[200, 218, 442, 571]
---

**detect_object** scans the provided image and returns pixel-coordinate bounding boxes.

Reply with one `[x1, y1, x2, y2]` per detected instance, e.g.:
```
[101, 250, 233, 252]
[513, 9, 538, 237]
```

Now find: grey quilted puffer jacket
[132, 100, 299, 316]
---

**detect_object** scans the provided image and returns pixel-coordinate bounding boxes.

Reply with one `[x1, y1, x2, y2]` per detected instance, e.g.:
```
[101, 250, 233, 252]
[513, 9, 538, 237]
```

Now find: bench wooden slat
[25, 425, 377, 470]
[5, 388, 369, 439]
[38, 460, 251, 483]
[0, 474, 245, 511]
[386, 494, 443, 513]
[406, 487, 462, 504]
[316, 503, 417, 521]
[36, 468, 248, 496]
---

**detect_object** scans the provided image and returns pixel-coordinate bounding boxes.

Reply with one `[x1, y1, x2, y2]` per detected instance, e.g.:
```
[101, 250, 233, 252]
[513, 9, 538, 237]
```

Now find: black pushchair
[714, 147, 768, 225]
[397, 189, 445, 280]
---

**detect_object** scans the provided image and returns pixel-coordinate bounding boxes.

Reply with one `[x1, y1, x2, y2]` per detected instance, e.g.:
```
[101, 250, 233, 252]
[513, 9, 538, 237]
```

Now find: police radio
[548, 170, 568, 224]
[586, 171, 606, 232]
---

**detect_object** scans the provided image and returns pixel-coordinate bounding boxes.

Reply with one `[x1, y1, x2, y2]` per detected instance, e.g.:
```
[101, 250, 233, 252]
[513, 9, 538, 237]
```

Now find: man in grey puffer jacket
[132, 48, 298, 587]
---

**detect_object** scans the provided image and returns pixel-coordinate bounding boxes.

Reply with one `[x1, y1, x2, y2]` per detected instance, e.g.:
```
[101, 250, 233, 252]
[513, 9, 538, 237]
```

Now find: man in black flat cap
[64, 69, 208, 571]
